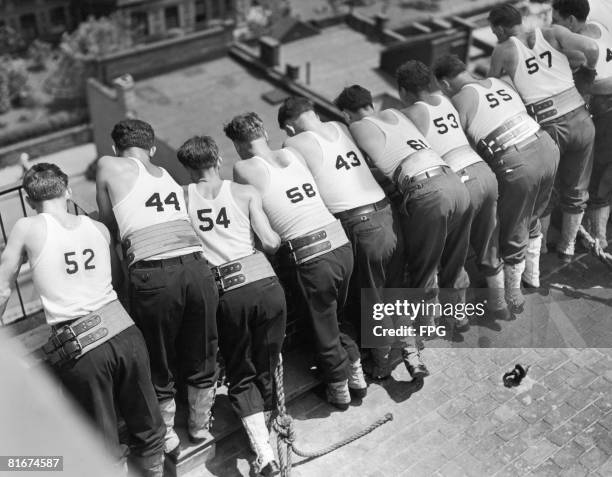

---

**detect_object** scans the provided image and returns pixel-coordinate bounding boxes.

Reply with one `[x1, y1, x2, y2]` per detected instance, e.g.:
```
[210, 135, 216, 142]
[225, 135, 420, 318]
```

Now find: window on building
[49, 6, 67, 28]
[165, 6, 179, 29]
[130, 11, 149, 37]
[210, 0, 221, 19]
[19, 13, 38, 40]
[195, 0, 207, 24]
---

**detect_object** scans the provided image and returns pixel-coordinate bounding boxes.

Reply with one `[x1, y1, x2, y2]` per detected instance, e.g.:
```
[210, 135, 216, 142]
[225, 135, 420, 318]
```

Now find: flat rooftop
[279, 24, 395, 102]
[133, 56, 291, 179]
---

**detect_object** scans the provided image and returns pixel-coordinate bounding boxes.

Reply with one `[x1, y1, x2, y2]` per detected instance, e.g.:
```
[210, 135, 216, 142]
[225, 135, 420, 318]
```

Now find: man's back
[285, 121, 384, 213]
[235, 148, 335, 241]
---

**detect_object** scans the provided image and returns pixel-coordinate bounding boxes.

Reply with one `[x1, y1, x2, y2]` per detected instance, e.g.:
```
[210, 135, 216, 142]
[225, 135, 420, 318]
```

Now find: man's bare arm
[488, 46, 509, 78]
[401, 104, 430, 136]
[95, 157, 119, 238]
[552, 24, 599, 69]
[0, 220, 28, 317]
[246, 187, 281, 254]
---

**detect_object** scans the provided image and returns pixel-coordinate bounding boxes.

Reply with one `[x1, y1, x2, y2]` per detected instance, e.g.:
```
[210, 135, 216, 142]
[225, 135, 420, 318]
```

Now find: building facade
[0, 0, 73, 42]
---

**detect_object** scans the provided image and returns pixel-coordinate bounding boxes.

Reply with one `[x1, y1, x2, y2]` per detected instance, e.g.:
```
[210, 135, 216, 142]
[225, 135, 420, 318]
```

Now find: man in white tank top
[334, 84, 474, 335]
[176, 136, 285, 475]
[488, 3, 597, 262]
[96, 120, 219, 457]
[0, 164, 165, 476]
[396, 60, 507, 316]
[553, 0, 612, 250]
[277, 96, 404, 378]
[223, 112, 368, 410]
[434, 54, 559, 313]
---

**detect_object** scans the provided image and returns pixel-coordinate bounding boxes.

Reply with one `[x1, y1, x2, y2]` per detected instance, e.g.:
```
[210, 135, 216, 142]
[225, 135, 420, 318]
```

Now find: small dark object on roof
[503, 364, 529, 387]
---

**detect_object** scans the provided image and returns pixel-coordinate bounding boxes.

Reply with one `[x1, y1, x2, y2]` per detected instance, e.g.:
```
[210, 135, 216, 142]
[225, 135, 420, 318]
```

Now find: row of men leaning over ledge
[1, 0, 612, 475]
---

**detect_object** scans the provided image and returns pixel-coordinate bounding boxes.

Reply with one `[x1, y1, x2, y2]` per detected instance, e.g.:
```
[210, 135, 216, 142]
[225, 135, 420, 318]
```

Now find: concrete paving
[197, 251, 612, 477]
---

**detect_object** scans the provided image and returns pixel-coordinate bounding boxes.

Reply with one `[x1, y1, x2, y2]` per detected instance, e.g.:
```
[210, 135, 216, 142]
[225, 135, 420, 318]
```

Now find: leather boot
[522, 235, 542, 288]
[158, 399, 180, 458]
[402, 346, 429, 380]
[187, 385, 216, 443]
[540, 214, 551, 254]
[241, 412, 279, 476]
[130, 452, 164, 477]
[326, 380, 351, 410]
[557, 211, 584, 262]
[505, 261, 526, 315]
[347, 358, 367, 398]
[585, 205, 610, 250]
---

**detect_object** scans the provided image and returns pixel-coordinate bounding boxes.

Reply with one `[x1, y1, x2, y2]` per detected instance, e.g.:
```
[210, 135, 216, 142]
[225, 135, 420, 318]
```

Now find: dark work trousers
[493, 131, 559, 264]
[128, 252, 219, 401]
[588, 97, 612, 208]
[217, 277, 286, 418]
[56, 326, 165, 460]
[339, 204, 403, 344]
[291, 243, 354, 383]
[401, 169, 473, 291]
[542, 106, 595, 214]
[459, 161, 503, 277]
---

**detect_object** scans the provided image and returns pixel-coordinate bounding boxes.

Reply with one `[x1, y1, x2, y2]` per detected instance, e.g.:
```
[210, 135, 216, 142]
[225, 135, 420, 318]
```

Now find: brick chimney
[259, 36, 280, 68]
[112, 74, 137, 118]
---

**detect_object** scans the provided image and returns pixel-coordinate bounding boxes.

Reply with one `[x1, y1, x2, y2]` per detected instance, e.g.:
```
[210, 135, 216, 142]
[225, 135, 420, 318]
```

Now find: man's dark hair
[177, 136, 219, 170]
[111, 119, 155, 152]
[552, 0, 589, 21]
[334, 85, 373, 112]
[223, 112, 266, 143]
[23, 163, 69, 202]
[396, 60, 432, 96]
[432, 54, 468, 81]
[278, 96, 315, 129]
[488, 4, 522, 28]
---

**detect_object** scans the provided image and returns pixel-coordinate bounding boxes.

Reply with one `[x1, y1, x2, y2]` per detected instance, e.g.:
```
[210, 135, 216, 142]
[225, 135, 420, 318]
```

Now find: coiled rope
[271, 354, 393, 477]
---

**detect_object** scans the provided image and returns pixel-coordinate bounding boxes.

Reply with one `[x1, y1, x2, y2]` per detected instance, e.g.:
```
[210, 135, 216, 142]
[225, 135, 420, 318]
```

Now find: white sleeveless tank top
[463, 78, 540, 144]
[360, 109, 446, 179]
[31, 214, 117, 325]
[508, 29, 575, 104]
[112, 158, 201, 259]
[302, 122, 385, 213]
[589, 21, 612, 81]
[187, 181, 255, 266]
[415, 94, 472, 157]
[257, 152, 335, 241]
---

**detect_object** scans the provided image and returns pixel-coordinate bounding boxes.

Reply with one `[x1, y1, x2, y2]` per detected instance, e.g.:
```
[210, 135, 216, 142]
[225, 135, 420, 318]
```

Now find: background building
[1, 0, 73, 42]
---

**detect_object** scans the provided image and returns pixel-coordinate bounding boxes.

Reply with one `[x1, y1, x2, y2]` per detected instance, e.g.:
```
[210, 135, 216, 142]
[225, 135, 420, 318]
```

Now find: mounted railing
[0, 181, 88, 326]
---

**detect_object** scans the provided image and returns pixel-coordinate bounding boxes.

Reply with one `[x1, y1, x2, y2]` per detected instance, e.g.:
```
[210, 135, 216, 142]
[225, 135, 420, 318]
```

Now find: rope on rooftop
[272, 354, 393, 477]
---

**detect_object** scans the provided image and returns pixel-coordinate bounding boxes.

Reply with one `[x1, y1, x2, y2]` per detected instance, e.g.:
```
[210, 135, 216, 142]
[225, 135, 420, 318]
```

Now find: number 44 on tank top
[145, 192, 181, 212]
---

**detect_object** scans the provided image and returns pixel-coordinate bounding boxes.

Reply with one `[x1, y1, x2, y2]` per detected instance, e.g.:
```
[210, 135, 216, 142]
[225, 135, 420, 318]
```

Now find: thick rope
[272, 354, 393, 477]
[577, 225, 612, 271]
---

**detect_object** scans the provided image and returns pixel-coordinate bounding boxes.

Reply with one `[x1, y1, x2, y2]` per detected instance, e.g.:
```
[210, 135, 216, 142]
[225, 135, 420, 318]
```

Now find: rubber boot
[504, 261, 526, 315]
[158, 399, 180, 458]
[585, 205, 610, 250]
[557, 211, 584, 262]
[540, 214, 551, 254]
[130, 452, 164, 477]
[326, 380, 351, 410]
[369, 346, 392, 379]
[522, 235, 542, 288]
[402, 346, 429, 380]
[242, 412, 279, 476]
[187, 385, 216, 443]
[347, 358, 367, 398]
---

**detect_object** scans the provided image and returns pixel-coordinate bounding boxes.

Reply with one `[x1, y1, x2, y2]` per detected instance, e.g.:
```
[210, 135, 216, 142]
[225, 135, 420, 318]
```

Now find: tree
[0, 67, 10, 114]
[44, 14, 133, 101]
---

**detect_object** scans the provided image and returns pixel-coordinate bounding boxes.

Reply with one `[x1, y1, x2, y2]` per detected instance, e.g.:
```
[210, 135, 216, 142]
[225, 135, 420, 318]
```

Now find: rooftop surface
[278, 24, 394, 101]
[288, 0, 517, 30]
[133, 56, 292, 179]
